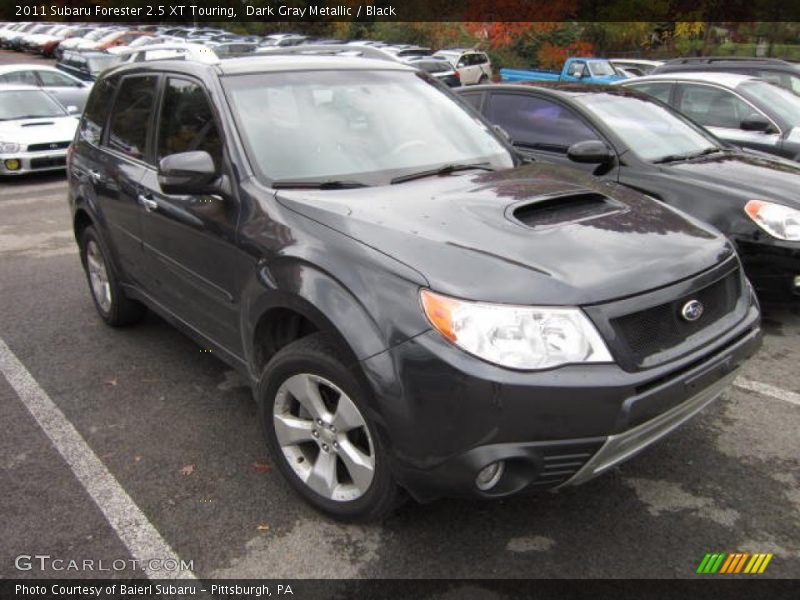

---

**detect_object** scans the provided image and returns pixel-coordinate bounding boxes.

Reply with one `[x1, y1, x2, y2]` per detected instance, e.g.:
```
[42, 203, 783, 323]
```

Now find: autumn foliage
[536, 40, 595, 69]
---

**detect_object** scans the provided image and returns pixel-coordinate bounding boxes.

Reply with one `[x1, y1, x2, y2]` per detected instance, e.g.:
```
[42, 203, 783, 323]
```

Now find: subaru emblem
[681, 299, 704, 322]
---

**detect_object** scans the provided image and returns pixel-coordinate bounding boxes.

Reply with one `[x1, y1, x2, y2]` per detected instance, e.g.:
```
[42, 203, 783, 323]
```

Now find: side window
[460, 93, 483, 110]
[106, 75, 158, 160]
[80, 76, 118, 145]
[157, 78, 222, 169]
[0, 70, 38, 85]
[486, 93, 599, 150]
[37, 70, 81, 88]
[567, 61, 586, 78]
[627, 82, 673, 104]
[476, 53, 489, 65]
[678, 84, 755, 129]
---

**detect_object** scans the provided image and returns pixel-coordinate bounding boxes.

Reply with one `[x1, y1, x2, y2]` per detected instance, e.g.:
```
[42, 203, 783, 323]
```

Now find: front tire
[79, 226, 145, 327]
[258, 334, 401, 522]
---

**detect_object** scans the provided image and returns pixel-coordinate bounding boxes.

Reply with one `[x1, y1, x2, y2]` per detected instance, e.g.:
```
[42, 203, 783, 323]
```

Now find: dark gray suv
[67, 51, 761, 520]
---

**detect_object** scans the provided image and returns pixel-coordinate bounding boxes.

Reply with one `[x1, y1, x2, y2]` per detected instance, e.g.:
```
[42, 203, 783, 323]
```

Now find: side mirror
[567, 140, 614, 164]
[740, 114, 771, 132]
[158, 151, 218, 195]
[492, 124, 512, 143]
[66, 105, 79, 114]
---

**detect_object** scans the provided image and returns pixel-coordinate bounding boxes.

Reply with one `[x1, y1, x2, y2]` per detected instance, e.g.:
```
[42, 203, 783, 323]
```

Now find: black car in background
[619, 72, 800, 162]
[56, 50, 120, 82]
[406, 57, 461, 87]
[68, 53, 760, 521]
[459, 83, 800, 298]
[652, 57, 800, 97]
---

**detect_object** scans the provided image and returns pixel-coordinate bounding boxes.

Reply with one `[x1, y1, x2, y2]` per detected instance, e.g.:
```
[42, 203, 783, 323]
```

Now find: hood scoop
[510, 192, 624, 228]
[21, 121, 56, 127]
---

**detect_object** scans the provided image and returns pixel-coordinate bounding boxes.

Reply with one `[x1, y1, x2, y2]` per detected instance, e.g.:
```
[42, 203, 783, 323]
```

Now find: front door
[138, 76, 242, 355]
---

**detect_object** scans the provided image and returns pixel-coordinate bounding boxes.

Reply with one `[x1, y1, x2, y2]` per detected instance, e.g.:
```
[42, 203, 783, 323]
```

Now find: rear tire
[258, 333, 401, 522]
[79, 226, 146, 327]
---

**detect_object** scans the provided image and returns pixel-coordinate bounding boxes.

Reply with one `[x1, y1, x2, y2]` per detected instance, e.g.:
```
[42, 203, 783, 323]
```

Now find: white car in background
[0, 85, 79, 176]
[432, 49, 492, 85]
[0, 65, 92, 110]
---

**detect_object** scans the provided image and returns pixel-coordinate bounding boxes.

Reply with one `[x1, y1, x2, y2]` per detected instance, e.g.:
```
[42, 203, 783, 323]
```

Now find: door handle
[138, 194, 158, 212]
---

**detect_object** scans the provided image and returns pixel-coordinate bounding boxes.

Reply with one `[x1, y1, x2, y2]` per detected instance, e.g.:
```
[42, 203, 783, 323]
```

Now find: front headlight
[0, 141, 21, 153]
[420, 289, 613, 370]
[744, 200, 800, 241]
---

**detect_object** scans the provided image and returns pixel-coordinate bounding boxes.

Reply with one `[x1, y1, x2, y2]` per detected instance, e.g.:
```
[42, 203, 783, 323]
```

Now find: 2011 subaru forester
[67, 49, 762, 521]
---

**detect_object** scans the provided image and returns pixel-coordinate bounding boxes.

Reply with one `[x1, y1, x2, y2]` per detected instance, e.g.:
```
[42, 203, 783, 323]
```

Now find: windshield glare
[588, 61, 616, 77]
[223, 70, 512, 184]
[739, 80, 800, 128]
[575, 93, 719, 162]
[0, 90, 66, 120]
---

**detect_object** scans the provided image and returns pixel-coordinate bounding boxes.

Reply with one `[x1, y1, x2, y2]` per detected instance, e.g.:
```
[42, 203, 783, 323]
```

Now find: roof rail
[116, 43, 220, 65]
[256, 44, 397, 62]
[668, 56, 789, 65]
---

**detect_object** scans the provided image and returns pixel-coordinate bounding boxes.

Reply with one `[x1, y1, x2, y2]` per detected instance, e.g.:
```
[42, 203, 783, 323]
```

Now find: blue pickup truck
[500, 57, 625, 84]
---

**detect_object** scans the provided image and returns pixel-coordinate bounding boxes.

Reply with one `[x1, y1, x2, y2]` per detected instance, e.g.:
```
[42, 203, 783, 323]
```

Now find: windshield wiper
[390, 163, 494, 185]
[272, 179, 369, 190]
[653, 147, 723, 164]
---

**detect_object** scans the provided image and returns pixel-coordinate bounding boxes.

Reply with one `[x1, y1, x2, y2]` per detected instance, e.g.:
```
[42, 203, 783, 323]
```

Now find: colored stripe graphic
[700, 552, 774, 574]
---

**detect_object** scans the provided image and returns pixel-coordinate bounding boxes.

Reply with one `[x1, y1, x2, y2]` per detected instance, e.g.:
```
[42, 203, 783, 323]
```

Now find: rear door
[138, 75, 243, 355]
[482, 91, 613, 174]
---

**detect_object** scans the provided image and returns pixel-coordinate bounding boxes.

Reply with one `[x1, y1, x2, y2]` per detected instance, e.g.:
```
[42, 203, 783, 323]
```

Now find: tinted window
[627, 82, 673, 104]
[38, 70, 81, 88]
[486, 93, 599, 150]
[80, 76, 117, 145]
[678, 84, 755, 129]
[106, 75, 158, 160]
[157, 78, 222, 168]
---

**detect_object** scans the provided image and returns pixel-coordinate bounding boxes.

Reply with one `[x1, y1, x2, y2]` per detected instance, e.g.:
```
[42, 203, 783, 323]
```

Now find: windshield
[223, 69, 512, 184]
[588, 61, 616, 77]
[0, 90, 66, 120]
[739, 80, 800, 128]
[574, 93, 720, 162]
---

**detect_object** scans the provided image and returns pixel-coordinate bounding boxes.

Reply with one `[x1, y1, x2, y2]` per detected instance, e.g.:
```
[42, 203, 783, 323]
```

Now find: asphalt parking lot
[0, 50, 798, 581]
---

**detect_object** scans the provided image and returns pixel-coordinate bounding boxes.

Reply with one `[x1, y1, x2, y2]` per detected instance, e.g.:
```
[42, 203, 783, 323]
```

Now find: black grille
[27, 141, 70, 152]
[611, 270, 741, 367]
[30, 156, 67, 169]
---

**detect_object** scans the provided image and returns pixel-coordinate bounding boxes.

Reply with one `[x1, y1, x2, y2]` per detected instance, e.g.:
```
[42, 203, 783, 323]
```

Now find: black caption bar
[3, 0, 800, 22]
[1, 579, 796, 600]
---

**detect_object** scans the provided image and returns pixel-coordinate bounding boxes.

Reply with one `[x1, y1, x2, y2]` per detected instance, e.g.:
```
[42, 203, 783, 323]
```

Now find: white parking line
[735, 377, 800, 407]
[0, 337, 196, 580]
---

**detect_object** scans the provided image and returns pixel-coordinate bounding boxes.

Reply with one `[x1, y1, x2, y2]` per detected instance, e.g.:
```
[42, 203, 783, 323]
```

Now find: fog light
[475, 460, 505, 491]
[794, 276, 800, 289]
[4, 159, 20, 171]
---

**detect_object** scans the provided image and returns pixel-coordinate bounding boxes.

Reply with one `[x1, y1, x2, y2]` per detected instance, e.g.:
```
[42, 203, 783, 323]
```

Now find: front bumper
[363, 302, 761, 502]
[0, 150, 68, 175]
[737, 238, 800, 299]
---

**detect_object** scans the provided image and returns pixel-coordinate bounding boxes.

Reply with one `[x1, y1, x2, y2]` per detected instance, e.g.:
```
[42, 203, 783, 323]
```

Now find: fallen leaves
[256, 523, 270, 532]
[179, 464, 195, 476]
[105, 378, 118, 387]
[253, 461, 272, 473]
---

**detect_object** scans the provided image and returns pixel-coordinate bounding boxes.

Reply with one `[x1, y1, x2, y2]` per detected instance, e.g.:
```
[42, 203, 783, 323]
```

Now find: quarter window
[486, 93, 599, 151]
[106, 75, 158, 160]
[0, 70, 38, 85]
[157, 78, 222, 168]
[37, 70, 81, 88]
[627, 82, 673, 104]
[80, 76, 118, 145]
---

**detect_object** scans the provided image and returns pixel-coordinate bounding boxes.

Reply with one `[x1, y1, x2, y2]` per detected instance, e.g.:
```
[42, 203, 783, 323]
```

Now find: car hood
[0, 117, 78, 146]
[276, 163, 732, 305]
[666, 150, 800, 208]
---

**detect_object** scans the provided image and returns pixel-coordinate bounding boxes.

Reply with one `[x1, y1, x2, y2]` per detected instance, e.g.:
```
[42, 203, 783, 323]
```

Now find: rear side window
[460, 93, 483, 110]
[37, 70, 81, 88]
[157, 78, 223, 169]
[627, 82, 673, 104]
[106, 75, 158, 160]
[677, 84, 755, 129]
[0, 70, 38, 85]
[80, 76, 118, 145]
[486, 93, 599, 151]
